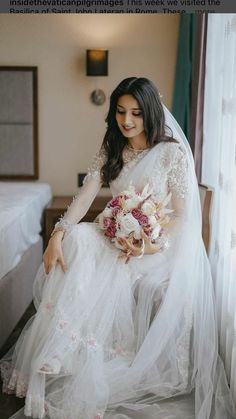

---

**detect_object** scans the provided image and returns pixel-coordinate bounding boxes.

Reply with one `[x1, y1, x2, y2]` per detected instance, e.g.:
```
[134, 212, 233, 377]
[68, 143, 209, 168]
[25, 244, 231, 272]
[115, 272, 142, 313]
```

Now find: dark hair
[101, 77, 176, 185]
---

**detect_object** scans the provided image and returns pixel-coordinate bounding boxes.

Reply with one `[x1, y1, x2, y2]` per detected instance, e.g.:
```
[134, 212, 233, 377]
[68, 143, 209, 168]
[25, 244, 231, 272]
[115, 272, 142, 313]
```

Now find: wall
[0, 14, 180, 195]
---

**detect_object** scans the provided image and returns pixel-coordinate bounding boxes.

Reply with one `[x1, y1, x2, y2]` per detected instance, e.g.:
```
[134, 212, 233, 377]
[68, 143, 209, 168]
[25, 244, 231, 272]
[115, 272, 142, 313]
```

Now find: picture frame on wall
[0, 66, 38, 180]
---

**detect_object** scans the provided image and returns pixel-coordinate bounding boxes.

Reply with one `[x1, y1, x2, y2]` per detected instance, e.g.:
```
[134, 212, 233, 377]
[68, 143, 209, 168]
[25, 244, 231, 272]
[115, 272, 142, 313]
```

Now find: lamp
[86, 49, 108, 105]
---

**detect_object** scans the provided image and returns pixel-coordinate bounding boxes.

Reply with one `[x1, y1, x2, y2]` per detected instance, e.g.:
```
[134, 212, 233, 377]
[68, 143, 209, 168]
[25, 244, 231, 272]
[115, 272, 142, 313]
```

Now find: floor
[0, 303, 36, 419]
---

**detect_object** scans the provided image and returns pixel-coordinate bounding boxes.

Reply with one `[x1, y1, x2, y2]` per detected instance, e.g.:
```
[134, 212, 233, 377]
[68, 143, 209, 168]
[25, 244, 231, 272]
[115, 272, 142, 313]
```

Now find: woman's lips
[122, 125, 135, 131]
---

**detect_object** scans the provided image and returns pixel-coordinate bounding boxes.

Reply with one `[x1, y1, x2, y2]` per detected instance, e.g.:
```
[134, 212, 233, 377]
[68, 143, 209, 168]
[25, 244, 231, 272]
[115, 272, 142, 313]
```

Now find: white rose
[123, 196, 142, 211]
[151, 224, 162, 240]
[148, 215, 158, 227]
[103, 207, 113, 217]
[118, 213, 141, 237]
[116, 211, 125, 224]
[141, 201, 156, 216]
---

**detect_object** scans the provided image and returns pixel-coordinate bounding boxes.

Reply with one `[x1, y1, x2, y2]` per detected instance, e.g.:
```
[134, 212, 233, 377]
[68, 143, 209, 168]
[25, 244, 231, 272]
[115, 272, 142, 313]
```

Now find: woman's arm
[51, 176, 102, 236]
[43, 148, 106, 273]
[165, 144, 189, 239]
[50, 148, 106, 238]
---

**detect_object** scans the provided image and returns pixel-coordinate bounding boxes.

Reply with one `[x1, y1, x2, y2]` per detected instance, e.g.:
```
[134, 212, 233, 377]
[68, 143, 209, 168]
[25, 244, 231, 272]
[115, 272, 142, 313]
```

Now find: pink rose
[112, 207, 120, 217]
[105, 224, 117, 239]
[103, 217, 112, 228]
[109, 197, 120, 208]
[139, 215, 149, 226]
[131, 209, 148, 225]
[131, 208, 142, 220]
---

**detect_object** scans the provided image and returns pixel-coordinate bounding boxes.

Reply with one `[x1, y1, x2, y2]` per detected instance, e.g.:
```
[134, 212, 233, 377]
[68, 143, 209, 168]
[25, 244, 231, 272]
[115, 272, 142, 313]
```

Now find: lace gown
[1, 142, 234, 419]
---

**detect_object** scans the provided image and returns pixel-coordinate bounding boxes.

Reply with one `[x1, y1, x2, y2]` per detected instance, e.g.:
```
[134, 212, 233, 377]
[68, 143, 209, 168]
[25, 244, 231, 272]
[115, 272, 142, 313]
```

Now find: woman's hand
[117, 237, 144, 258]
[140, 231, 161, 255]
[43, 231, 67, 274]
[117, 231, 161, 261]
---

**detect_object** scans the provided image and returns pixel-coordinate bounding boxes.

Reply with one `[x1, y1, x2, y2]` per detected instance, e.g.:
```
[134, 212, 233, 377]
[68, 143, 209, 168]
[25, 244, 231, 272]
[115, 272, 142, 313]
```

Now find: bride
[1, 77, 235, 419]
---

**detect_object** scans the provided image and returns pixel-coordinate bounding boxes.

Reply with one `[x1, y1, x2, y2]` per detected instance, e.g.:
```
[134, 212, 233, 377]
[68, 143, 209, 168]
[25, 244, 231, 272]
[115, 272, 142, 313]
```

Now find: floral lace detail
[39, 355, 62, 374]
[0, 362, 15, 395]
[68, 334, 100, 352]
[1, 366, 29, 398]
[51, 148, 106, 232]
[51, 195, 82, 235]
[122, 145, 150, 164]
[144, 142, 188, 201]
[117, 146, 150, 181]
[104, 342, 127, 361]
[83, 147, 107, 185]
[52, 217, 74, 235]
[167, 144, 188, 199]
[44, 301, 55, 311]
[103, 334, 136, 362]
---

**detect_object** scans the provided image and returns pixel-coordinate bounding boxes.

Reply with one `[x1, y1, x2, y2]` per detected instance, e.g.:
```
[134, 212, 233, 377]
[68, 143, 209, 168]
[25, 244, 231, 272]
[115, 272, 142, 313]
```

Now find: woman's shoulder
[154, 140, 187, 168]
[156, 140, 185, 155]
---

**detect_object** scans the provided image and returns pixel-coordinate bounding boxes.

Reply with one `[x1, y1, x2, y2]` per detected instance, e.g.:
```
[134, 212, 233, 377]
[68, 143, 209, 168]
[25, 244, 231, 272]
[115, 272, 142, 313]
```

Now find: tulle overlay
[1, 107, 235, 419]
[0, 223, 188, 418]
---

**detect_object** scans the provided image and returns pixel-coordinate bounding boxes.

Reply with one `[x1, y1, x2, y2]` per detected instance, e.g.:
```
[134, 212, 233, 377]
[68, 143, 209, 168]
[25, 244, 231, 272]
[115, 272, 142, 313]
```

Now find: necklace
[126, 144, 149, 153]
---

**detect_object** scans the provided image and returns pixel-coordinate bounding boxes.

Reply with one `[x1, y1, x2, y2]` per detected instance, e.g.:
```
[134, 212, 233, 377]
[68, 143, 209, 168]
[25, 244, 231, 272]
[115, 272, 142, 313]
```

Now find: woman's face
[115, 94, 145, 139]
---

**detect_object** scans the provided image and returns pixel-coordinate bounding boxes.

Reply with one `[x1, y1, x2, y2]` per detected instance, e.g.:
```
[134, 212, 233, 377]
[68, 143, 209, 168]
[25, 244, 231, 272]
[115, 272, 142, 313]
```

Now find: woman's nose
[124, 113, 132, 125]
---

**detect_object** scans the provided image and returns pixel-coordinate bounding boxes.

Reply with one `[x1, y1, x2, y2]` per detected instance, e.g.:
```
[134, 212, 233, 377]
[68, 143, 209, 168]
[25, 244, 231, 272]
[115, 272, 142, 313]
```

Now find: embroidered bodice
[53, 142, 188, 234]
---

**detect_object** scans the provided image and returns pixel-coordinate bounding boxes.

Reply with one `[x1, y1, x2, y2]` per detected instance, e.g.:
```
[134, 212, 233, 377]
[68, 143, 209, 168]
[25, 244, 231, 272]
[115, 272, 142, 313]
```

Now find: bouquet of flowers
[98, 183, 172, 261]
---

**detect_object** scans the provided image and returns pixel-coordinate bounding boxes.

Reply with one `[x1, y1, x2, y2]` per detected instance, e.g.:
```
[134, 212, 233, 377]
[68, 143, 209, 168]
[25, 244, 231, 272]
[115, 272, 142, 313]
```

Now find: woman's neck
[127, 135, 149, 151]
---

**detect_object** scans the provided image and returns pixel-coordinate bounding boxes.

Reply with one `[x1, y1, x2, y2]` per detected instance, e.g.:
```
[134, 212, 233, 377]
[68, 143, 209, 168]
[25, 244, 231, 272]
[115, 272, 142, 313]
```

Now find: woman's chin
[121, 130, 135, 138]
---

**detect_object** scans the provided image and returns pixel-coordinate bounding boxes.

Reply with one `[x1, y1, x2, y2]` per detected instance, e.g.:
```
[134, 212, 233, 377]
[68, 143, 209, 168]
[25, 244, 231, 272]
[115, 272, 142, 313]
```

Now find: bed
[0, 66, 53, 348]
[0, 182, 52, 348]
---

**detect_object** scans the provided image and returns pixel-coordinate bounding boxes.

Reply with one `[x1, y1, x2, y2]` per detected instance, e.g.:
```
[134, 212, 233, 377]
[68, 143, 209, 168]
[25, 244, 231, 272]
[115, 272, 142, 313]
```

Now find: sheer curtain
[202, 14, 236, 402]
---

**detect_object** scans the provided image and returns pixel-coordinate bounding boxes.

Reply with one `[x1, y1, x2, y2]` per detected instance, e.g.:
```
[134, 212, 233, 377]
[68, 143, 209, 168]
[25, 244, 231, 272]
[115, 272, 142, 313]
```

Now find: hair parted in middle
[101, 77, 176, 185]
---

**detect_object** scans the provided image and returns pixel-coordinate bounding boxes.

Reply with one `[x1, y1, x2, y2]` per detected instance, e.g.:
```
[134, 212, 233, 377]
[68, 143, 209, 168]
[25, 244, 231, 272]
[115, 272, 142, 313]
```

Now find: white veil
[103, 105, 236, 418]
[5, 106, 236, 419]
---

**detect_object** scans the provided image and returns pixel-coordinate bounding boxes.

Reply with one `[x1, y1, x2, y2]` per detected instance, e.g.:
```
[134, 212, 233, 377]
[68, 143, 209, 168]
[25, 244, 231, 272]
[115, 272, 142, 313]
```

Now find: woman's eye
[116, 110, 142, 116]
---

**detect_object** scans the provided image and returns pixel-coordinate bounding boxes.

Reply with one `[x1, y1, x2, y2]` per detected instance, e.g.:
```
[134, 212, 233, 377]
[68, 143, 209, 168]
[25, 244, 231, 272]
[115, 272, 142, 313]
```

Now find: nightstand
[45, 195, 111, 245]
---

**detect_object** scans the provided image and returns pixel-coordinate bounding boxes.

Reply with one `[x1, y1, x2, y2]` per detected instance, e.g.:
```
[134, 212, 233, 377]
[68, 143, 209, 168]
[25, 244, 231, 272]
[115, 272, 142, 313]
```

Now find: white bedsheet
[0, 182, 52, 280]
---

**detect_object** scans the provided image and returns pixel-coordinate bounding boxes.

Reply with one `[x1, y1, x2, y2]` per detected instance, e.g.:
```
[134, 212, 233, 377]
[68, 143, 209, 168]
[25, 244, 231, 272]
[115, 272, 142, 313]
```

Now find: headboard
[0, 66, 38, 180]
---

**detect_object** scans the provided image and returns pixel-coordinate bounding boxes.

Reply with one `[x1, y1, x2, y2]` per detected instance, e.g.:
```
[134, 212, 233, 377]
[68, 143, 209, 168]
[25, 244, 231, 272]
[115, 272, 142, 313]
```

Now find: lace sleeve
[51, 147, 107, 236]
[168, 145, 188, 201]
[83, 147, 107, 185]
[167, 144, 189, 229]
[164, 144, 189, 244]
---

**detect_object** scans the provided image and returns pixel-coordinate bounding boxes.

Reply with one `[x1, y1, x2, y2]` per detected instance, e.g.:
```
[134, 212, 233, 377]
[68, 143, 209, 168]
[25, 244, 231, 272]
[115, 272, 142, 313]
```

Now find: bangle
[51, 219, 74, 238]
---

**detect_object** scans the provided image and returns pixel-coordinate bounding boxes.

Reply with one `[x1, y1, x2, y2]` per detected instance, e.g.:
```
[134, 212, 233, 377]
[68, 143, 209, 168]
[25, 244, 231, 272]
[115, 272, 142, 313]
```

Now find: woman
[1, 77, 235, 419]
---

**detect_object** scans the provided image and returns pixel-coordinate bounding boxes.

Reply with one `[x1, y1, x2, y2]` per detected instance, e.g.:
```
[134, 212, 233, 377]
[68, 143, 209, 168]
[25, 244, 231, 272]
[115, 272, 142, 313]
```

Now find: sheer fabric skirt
[0, 222, 235, 419]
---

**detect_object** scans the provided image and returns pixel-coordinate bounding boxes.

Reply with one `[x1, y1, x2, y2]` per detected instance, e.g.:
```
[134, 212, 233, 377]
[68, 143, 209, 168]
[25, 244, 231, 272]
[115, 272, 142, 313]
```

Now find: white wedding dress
[1, 108, 235, 419]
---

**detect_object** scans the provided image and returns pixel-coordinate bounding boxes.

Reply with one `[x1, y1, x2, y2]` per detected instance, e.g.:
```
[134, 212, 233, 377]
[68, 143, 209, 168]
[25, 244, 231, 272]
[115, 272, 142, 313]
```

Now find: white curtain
[202, 14, 236, 402]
